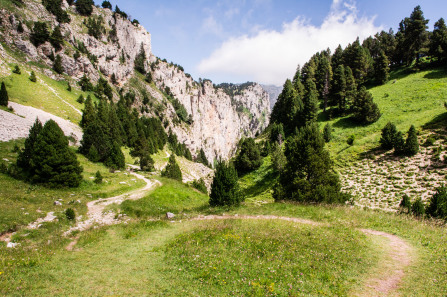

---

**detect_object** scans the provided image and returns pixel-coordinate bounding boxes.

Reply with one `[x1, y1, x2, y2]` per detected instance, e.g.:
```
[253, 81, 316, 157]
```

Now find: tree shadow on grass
[332, 116, 359, 129]
[423, 112, 447, 130]
[423, 68, 447, 79]
[242, 168, 278, 199]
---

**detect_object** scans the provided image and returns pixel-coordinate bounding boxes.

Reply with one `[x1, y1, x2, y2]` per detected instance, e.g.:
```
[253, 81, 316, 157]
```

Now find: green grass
[121, 177, 209, 218]
[0, 64, 94, 124]
[0, 139, 145, 234]
[323, 66, 447, 165]
[238, 156, 277, 203]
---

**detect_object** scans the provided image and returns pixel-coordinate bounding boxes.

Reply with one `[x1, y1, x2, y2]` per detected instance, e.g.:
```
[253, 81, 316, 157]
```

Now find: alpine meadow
[1, 0, 447, 296]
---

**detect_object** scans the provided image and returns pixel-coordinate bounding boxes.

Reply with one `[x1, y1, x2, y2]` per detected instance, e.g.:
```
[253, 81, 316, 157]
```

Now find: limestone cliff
[0, 0, 270, 161]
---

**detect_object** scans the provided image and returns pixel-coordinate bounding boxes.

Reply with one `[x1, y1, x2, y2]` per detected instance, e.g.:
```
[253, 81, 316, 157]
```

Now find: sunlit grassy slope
[322, 67, 447, 165]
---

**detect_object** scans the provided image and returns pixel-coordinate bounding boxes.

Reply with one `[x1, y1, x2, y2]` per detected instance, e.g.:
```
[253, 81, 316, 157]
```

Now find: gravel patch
[0, 102, 82, 144]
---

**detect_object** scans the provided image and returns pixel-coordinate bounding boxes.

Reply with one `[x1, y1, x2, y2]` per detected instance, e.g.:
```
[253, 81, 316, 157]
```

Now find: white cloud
[201, 15, 224, 37]
[197, 0, 382, 86]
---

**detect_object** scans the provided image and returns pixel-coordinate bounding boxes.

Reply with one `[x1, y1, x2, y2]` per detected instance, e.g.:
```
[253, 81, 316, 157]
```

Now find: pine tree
[134, 43, 147, 74]
[426, 186, 447, 220]
[75, 0, 94, 16]
[405, 6, 429, 65]
[374, 50, 390, 85]
[380, 122, 398, 150]
[405, 125, 419, 156]
[104, 141, 125, 170]
[234, 138, 262, 174]
[196, 148, 210, 167]
[94, 170, 103, 184]
[323, 123, 332, 143]
[430, 18, 447, 62]
[269, 122, 285, 144]
[53, 54, 63, 74]
[28, 120, 83, 187]
[302, 78, 319, 124]
[291, 65, 304, 97]
[29, 71, 37, 82]
[77, 94, 85, 104]
[393, 131, 406, 155]
[330, 65, 346, 113]
[331, 45, 344, 71]
[30, 21, 50, 47]
[17, 21, 24, 33]
[161, 154, 182, 181]
[209, 160, 242, 207]
[271, 142, 286, 173]
[17, 119, 43, 171]
[344, 67, 357, 112]
[270, 79, 301, 135]
[50, 25, 64, 51]
[12, 65, 21, 74]
[140, 153, 155, 172]
[315, 53, 332, 112]
[353, 87, 381, 124]
[80, 95, 95, 128]
[273, 123, 344, 203]
[0, 82, 9, 106]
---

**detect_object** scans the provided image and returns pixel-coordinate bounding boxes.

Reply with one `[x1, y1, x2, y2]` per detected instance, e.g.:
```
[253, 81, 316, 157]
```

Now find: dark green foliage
[132, 19, 140, 26]
[393, 131, 406, 155]
[270, 79, 302, 136]
[145, 72, 152, 84]
[65, 208, 76, 221]
[140, 153, 155, 172]
[271, 142, 286, 173]
[402, 6, 429, 64]
[29, 71, 37, 82]
[342, 38, 372, 84]
[269, 122, 285, 144]
[347, 135, 355, 146]
[134, 43, 147, 74]
[12, 65, 21, 74]
[411, 197, 425, 217]
[430, 18, 447, 62]
[374, 51, 390, 85]
[209, 160, 242, 207]
[17, 21, 24, 33]
[53, 54, 63, 74]
[196, 148, 210, 167]
[104, 141, 125, 170]
[273, 123, 345, 204]
[50, 25, 64, 51]
[0, 82, 9, 106]
[399, 194, 412, 213]
[114, 5, 128, 19]
[380, 122, 398, 150]
[85, 17, 105, 40]
[67, 82, 71, 92]
[18, 120, 83, 187]
[323, 123, 332, 143]
[75, 0, 94, 16]
[77, 94, 85, 104]
[161, 155, 182, 181]
[330, 65, 347, 112]
[111, 73, 117, 85]
[31, 22, 50, 47]
[315, 53, 333, 111]
[78, 74, 93, 92]
[234, 138, 262, 174]
[101, 1, 112, 9]
[17, 119, 43, 170]
[302, 78, 319, 124]
[427, 186, 447, 220]
[405, 125, 419, 156]
[95, 77, 113, 100]
[192, 178, 207, 194]
[94, 170, 103, 184]
[353, 86, 381, 124]
[43, 0, 70, 23]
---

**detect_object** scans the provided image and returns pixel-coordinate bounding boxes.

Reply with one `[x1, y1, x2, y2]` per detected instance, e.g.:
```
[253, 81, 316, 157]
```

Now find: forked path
[191, 214, 414, 297]
[65, 171, 160, 235]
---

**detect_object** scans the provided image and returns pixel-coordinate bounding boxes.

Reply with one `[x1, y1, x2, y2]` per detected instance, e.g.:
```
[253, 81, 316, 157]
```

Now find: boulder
[166, 212, 175, 219]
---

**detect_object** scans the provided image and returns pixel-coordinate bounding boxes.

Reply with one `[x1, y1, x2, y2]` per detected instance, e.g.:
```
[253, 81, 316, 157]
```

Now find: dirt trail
[65, 171, 160, 236]
[0, 212, 58, 243]
[190, 214, 413, 297]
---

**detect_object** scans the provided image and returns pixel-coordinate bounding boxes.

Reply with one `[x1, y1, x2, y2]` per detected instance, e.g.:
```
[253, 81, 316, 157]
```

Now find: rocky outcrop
[0, 1, 271, 161]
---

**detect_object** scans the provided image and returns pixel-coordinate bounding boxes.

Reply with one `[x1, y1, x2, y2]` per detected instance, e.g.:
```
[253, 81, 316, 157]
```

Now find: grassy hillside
[323, 66, 447, 165]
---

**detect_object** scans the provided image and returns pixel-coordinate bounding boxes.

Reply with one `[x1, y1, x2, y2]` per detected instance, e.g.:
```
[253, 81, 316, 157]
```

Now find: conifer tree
[315, 54, 332, 111]
[104, 141, 125, 170]
[29, 71, 37, 82]
[12, 65, 21, 74]
[80, 95, 95, 128]
[344, 66, 357, 112]
[53, 54, 63, 74]
[234, 138, 262, 174]
[330, 65, 346, 113]
[50, 25, 64, 51]
[374, 50, 390, 85]
[291, 65, 304, 97]
[270, 79, 301, 135]
[75, 0, 94, 16]
[430, 18, 447, 62]
[393, 131, 406, 155]
[17, 119, 43, 171]
[405, 125, 419, 156]
[426, 186, 447, 220]
[273, 123, 344, 203]
[302, 78, 319, 124]
[0, 82, 9, 106]
[331, 45, 344, 71]
[209, 160, 242, 207]
[134, 43, 147, 74]
[30, 21, 50, 47]
[323, 123, 332, 143]
[380, 122, 398, 150]
[353, 86, 381, 124]
[161, 154, 182, 181]
[405, 6, 429, 65]
[269, 122, 285, 144]
[28, 120, 83, 187]
[196, 148, 210, 167]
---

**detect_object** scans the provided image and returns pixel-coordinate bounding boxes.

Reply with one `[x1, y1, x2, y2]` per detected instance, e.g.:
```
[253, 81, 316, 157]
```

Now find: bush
[192, 178, 207, 194]
[12, 65, 21, 74]
[53, 54, 63, 74]
[101, 0, 112, 9]
[399, 194, 411, 213]
[94, 170, 103, 184]
[0, 82, 9, 106]
[347, 135, 355, 146]
[411, 197, 425, 217]
[77, 95, 85, 104]
[393, 131, 406, 155]
[65, 208, 76, 221]
[323, 123, 332, 143]
[423, 136, 436, 147]
[30, 22, 50, 47]
[161, 155, 182, 181]
[426, 186, 447, 220]
[380, 122, 397, 150]
[405, 125, 419, 156]
[42, 0, 70, 23]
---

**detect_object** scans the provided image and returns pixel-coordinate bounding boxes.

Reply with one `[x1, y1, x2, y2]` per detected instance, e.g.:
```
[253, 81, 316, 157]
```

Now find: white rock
[54, 201, 62, 206]
[7, 242, 19, 248]
[166, 212, 175, 219]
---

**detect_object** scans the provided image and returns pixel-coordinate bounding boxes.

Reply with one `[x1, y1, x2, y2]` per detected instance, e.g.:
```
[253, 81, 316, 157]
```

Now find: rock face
[261, 84, 283, 110]
[0, 1, 270, 161]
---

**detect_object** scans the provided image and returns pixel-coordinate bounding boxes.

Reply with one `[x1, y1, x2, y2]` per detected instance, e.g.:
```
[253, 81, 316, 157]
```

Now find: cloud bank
[197, 0, 383, 86]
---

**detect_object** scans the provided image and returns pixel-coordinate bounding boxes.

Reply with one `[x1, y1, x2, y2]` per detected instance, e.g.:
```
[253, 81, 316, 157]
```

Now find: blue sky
[98, 0, 447, 86]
